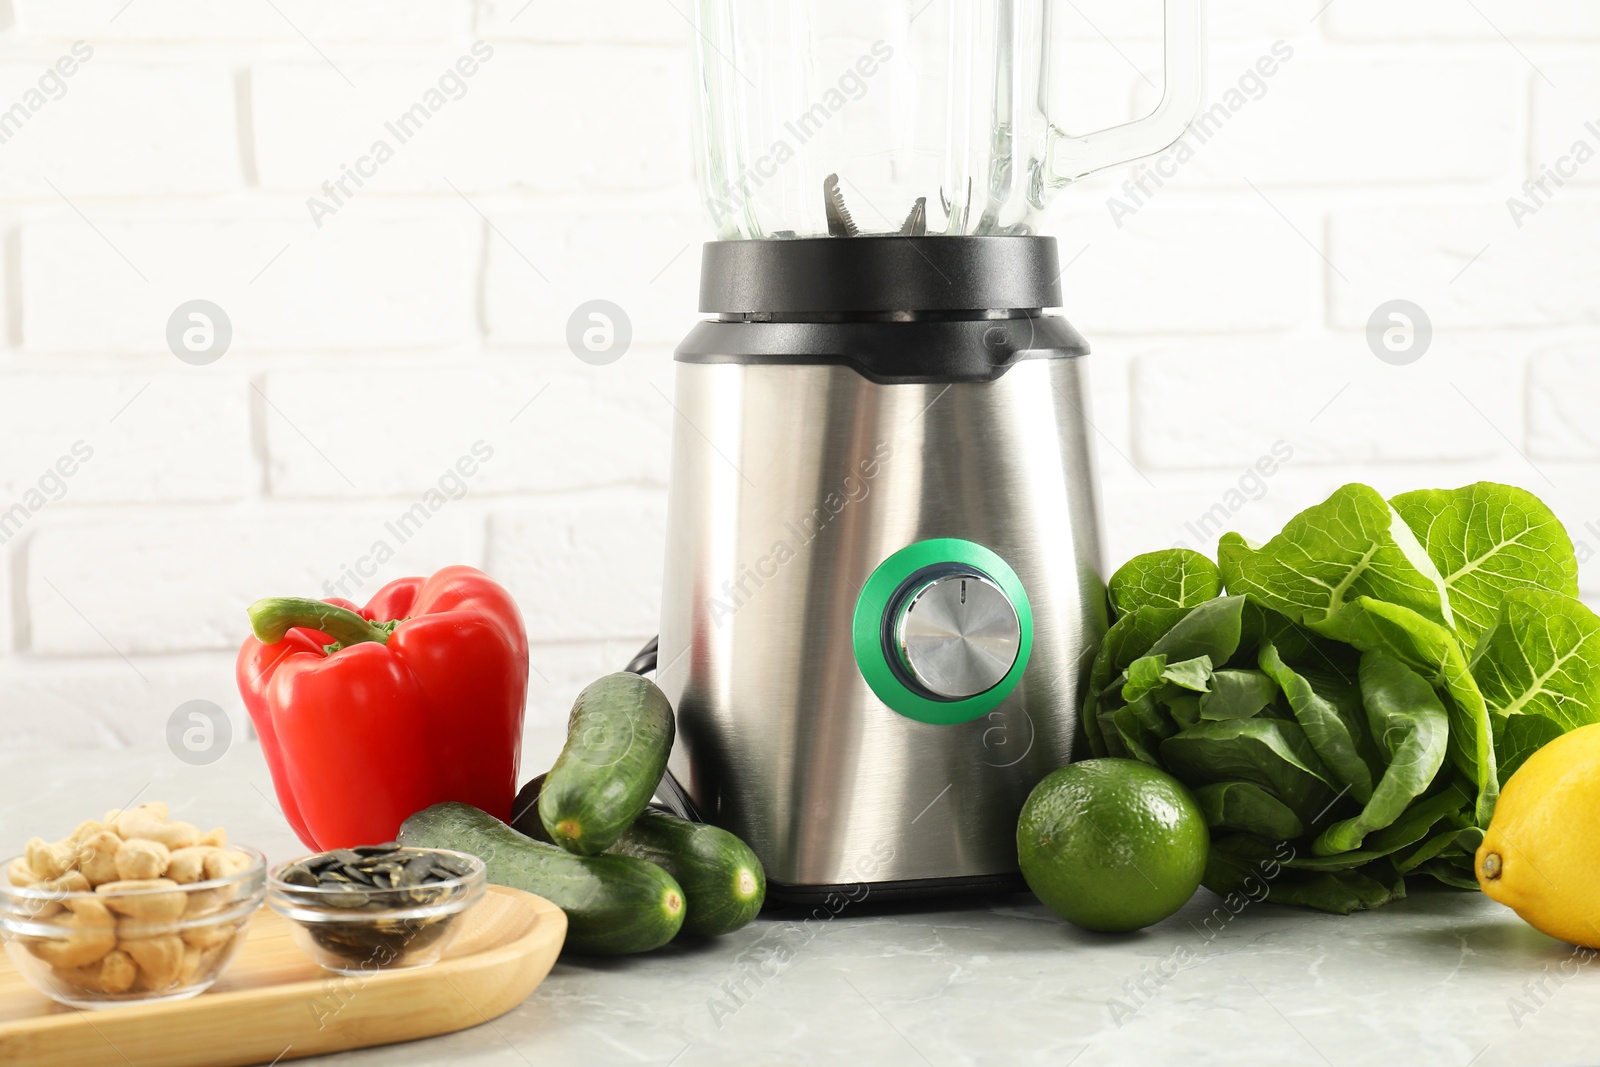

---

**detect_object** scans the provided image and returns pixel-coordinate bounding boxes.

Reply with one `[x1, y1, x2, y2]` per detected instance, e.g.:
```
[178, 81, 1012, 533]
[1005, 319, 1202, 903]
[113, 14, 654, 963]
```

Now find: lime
[1017, 758, 1208, 932]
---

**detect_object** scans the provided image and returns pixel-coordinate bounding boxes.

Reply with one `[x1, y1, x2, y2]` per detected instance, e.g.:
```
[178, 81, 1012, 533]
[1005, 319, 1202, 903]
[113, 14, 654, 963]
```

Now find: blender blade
[824, 174, 929, 237]
[899, 197, 928, 237]
[823, 173, 860, 237]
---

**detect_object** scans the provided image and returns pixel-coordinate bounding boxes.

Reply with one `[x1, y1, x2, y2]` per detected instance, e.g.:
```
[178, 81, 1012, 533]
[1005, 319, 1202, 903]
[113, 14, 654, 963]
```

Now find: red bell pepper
[236, 565, 528, 851]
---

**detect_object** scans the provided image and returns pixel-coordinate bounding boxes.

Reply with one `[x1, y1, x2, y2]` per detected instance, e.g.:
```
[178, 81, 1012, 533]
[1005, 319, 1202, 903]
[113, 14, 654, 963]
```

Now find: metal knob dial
[893, 573, 1021, 700]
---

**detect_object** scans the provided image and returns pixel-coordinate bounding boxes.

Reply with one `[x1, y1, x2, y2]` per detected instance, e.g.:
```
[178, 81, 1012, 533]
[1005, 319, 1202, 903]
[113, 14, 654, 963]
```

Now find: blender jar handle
[1046, 0, 1205, 184]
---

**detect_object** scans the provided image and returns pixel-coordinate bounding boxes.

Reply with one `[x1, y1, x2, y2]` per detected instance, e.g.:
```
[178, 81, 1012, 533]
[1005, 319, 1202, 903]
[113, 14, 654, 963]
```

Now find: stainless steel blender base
[657, 353, 1107, 891]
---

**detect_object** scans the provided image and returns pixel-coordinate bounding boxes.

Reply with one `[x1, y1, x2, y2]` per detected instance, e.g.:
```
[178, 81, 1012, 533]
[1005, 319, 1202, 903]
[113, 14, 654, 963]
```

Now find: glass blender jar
[694, 0, 1204, 238]
[657, 0, 1206, 900]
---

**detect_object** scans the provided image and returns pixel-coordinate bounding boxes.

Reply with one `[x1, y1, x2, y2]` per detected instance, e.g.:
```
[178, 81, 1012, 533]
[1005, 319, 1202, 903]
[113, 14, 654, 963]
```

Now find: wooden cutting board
[0, 886, 567, 1067]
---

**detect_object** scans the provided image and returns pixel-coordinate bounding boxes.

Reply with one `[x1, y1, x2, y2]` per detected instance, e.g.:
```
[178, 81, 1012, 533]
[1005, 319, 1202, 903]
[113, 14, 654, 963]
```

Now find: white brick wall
[474, 2, 687, 45]
[0, 373, 253, 502]
[1528, 343, 1600, 461]
[1, 8, 1598, 751]
[11, 2, 472, 43]
[485, 494, 668, 644]
[0, 60, 240, 197]
[21, 215, 477, 352]
[1329, 203, 1600, 330]
[1323, 1, 1600, 42]
[1146, 56, 1524, 187]
[1129, 334, 1522, 469]
[258, 363, 672, 497]
[482, 209, 704, 347]
[251, 48, 689, 194]
[1060, 204, 1315, 334]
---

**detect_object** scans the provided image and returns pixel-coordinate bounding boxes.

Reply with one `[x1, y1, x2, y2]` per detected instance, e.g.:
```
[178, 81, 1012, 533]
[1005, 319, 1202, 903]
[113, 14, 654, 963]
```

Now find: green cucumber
[511, 774, 555, 843]
[609, 810, 766, 937]
[513, 775, 766, 937]
[540, 672, 675, 855]
[398, 802, 684, 955]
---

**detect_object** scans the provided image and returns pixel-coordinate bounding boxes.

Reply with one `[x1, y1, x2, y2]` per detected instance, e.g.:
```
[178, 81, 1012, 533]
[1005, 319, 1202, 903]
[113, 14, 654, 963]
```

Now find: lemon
[1017, 759, 1208, 933]
[1477, 722, 1600, 948]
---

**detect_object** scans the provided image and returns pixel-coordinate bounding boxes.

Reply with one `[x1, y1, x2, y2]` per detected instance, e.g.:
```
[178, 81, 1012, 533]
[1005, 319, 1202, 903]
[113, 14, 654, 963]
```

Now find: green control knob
[852, 538, 1033, 726]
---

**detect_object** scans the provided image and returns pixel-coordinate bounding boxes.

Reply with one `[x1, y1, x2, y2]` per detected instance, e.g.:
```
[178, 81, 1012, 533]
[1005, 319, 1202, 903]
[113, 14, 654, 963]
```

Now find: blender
[651, 0, 1204, 900]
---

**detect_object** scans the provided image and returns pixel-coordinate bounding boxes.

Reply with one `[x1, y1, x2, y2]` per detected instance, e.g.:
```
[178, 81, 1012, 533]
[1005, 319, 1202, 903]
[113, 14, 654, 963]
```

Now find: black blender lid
[698, 236, 1063, 315]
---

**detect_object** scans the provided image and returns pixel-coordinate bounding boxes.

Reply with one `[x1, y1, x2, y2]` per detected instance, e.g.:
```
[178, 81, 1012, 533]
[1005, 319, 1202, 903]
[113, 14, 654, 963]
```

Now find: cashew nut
[163, 846, 217, 885]
[41, 870, 91, 895]
[114, 838, 171, 882]
[157, 821, 200, 850]
[7, 856, 38, 887]
[25, 837, 74, 881]
[180, 919, 238, 951]
[113, 804, 198, 850]
[97, 879, 187, 923]
[203, 849, 252, 881]
[183, 886, 228, 918]
[97, 949, 138, 994]
[103, 801, 167, 828]
[198, 826, 228, 848]
[20, 870, 90, 921]
[123, 935, 184, 992]
[28, 896, 116, 969]
[68, 820, 108, 846]
[75, 832, 123, 887]
[177, 943, 205, 987]
[197, 942, 231, 983]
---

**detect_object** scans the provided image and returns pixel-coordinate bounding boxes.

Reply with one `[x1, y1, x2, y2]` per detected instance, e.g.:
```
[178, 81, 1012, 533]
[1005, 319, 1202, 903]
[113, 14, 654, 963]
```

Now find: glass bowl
[0, 845, 266, 1010]
[267, 848, 486, 976]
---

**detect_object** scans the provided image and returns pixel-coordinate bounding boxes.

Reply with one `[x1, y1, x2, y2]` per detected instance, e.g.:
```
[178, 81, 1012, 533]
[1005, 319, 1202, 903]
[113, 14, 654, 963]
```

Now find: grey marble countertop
[2, 739, 1593, 1067]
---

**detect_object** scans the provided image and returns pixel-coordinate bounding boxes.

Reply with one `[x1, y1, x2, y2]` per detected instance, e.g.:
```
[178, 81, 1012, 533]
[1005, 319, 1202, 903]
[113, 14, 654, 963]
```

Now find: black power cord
[624, 635, 659, 675]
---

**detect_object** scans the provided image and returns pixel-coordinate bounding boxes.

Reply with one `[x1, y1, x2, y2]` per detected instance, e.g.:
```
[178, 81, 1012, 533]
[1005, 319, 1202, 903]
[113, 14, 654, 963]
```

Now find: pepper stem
[248, 598, 393, 649]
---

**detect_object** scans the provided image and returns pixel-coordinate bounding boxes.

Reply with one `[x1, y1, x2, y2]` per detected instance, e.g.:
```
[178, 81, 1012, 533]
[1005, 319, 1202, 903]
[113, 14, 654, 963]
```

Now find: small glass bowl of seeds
[266, 845, 485, 976]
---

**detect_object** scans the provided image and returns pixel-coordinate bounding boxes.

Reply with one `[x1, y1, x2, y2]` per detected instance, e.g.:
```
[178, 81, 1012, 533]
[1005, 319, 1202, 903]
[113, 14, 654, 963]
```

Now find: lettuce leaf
[1109, 696, 1173, 765]
[1204, 834, 1404, 914]
[1287, 785, 1469, 871]
[1469, 589, 1600, 778]
[1108, 549, 1223, 616]
[1194, 782, 1304, 839]
[1310, 653, 1448, 856]
[1200, 670, 1279, 721]
[1159, 718, 1338, 828]
[1164, 657, 1216, 692]
[1315, 598, 1497, 825]
[1263, 867, 1404, 913]
[1081, 605, 1191, 757]
[1259, 641, 1376, 803]
[1219, 484, 1454, 631]
[1146, 595, 1246, 665]
[1393, 482, 1580, 649]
